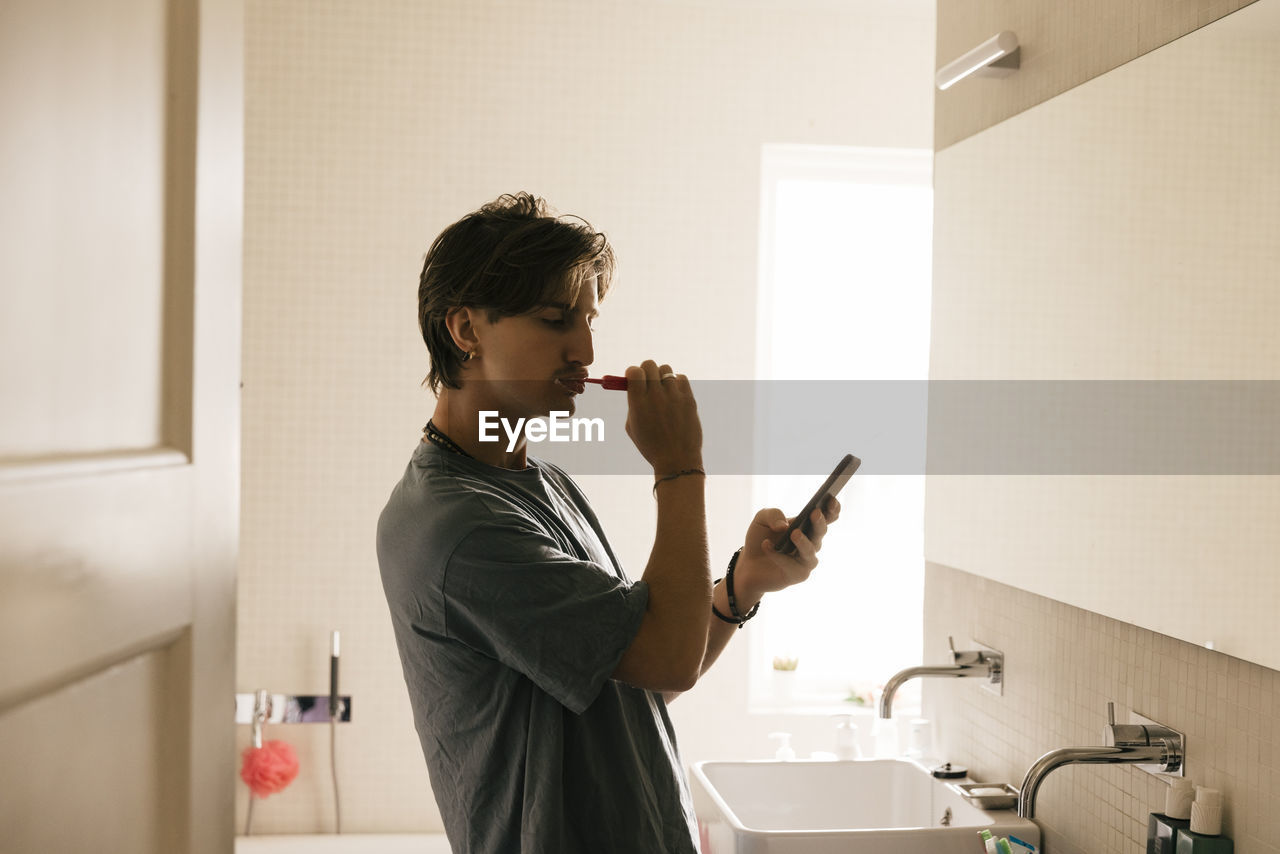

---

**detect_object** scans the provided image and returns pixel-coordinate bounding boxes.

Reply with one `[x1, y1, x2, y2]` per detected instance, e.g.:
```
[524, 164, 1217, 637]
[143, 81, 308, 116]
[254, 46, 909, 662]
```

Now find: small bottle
[1190, 787, 1222, 835]
[832, 714, 861, 760]
[873, 716, 899, 758]
[1167, 777, 1195, 820]
[768, 731, 795, 761]
[1174, 787, 1234, 853]
[1148, 777, 1194, 853]
[906, 717, 932, 760]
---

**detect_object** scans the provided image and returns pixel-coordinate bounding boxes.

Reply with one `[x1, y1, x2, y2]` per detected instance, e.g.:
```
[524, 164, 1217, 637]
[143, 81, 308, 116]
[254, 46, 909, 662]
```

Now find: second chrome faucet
[1018, 702, 1185, 818]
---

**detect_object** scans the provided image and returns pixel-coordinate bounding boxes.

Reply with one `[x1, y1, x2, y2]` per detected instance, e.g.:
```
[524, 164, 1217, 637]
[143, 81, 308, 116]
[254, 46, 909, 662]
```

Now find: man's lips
[555, 376, 586, 395]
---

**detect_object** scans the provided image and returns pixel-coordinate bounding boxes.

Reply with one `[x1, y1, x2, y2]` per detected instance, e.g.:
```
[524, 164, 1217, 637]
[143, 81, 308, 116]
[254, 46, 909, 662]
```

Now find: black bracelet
[712, 548, 759, 629]
[710, 587, 739, 626]
[712, 605, 742, 626]
[652, 467, 706, 496]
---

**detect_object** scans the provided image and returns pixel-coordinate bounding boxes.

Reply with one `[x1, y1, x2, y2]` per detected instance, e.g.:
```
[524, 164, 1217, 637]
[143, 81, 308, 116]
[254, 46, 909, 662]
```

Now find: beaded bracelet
[711, 548, 760, 629]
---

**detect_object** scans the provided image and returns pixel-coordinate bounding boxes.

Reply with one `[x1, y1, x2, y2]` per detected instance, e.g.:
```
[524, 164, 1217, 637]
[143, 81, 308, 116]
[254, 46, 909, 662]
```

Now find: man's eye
[542, 315, 568, 327]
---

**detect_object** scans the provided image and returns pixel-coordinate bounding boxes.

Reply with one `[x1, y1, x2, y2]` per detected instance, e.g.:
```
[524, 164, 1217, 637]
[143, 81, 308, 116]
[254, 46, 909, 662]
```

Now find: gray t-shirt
[376, 441, 700, 854]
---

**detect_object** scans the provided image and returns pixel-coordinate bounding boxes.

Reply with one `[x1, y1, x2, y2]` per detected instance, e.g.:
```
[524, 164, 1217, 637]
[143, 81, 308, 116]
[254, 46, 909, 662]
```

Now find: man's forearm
[663, 569, 762, 704]
[644, 476, 712, 676]
[614, 474, 710, 693]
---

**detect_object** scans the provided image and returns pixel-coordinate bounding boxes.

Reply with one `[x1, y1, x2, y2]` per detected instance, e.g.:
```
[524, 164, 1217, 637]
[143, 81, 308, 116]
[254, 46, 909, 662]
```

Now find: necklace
[423, 420, 474, 459]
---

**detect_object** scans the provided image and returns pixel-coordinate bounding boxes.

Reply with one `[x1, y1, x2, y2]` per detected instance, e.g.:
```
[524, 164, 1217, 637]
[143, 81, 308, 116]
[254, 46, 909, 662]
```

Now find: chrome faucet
[878, 636, 1003, 719]
[1018, 702, 1184, 818]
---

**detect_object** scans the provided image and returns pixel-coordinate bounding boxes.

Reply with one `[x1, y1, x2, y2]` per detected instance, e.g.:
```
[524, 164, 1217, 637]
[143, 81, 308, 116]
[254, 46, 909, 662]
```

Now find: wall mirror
[927, 0, 1280, 670]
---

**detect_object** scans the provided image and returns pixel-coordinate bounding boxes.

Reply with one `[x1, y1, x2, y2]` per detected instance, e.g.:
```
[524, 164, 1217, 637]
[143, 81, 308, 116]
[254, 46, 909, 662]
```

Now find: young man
[377, 192, 838, 853]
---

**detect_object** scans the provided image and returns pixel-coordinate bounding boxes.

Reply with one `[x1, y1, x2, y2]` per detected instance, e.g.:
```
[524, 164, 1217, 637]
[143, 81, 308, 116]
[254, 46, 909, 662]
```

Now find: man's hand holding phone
[730, 454, 857, 606]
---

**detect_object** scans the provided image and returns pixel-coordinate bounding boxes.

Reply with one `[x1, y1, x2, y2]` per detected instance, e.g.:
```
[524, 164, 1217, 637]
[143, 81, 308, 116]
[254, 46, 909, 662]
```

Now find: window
[751, 145, 932, 715]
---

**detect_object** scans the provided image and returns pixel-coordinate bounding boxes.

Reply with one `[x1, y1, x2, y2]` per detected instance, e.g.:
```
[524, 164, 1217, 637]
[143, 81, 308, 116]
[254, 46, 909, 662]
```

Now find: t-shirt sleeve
[441, 522, 649, 715]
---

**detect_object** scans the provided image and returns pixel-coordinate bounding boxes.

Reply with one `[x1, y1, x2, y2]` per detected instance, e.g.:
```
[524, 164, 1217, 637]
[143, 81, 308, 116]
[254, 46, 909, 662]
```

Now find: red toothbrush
[583, 375, 628, 390]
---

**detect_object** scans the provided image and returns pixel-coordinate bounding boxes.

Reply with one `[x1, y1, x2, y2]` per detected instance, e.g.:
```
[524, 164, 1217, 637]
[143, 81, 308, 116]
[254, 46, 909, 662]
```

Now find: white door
[0, 1, 242, 852]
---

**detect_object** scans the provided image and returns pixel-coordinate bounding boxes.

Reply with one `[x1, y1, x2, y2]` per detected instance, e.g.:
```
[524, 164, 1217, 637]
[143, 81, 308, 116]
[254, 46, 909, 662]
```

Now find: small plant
[772, 656, 799, 672]
[843, 684, 877, 707]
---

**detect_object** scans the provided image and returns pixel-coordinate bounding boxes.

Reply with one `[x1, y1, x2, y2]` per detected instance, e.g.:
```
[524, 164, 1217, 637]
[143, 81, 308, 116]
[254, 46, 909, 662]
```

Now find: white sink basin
[691, 758, 1040, 854]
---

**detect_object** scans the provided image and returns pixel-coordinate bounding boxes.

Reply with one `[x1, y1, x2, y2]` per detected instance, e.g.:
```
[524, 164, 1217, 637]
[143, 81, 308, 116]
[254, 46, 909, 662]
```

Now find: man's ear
[444, 306, 479, 355]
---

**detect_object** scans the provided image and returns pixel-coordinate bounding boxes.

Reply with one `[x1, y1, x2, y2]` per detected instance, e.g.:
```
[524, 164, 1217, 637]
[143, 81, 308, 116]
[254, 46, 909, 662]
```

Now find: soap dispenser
[1149, 776, 1193, 853]
[768, 732, 795, 761]
[832, 714, 861, 760]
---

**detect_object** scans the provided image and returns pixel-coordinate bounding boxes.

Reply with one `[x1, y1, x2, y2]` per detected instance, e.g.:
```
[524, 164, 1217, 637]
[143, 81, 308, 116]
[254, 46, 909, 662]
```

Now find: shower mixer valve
[234, 692, 352, 724]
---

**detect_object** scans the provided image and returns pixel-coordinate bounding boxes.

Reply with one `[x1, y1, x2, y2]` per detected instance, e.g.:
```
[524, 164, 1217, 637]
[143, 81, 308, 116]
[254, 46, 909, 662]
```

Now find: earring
[463, 348, 477, 362]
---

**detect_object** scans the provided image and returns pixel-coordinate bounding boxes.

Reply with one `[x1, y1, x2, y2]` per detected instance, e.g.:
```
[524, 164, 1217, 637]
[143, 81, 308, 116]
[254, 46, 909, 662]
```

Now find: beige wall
[928, 1, 1277, 852]
[239, 0, 934, 833]
[928, 0, 1280, 666]
[934, 0, 1257, 148]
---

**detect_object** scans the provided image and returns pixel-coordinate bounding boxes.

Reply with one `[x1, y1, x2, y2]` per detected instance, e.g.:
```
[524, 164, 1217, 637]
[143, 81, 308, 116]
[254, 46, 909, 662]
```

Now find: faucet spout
[878, 639, 1003, 718]
[1017, 745, 1167, 818]
[1018, 704, 1185, 819]
[877, 662, 992, 718]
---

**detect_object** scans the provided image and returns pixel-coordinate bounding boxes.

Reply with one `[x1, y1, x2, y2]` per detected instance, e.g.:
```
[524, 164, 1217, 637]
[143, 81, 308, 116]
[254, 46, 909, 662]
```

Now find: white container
[1190, 786, 1223, 836]
[1166, 776, 1195, 820]
[833, 714, 861, 760]
[906, 718, 933, 760]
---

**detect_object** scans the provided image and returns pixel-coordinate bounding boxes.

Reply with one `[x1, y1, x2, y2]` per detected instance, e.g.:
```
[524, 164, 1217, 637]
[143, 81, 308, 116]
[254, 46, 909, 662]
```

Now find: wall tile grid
[924, 562, 1280, 854]
[934, 0, 1259, 149]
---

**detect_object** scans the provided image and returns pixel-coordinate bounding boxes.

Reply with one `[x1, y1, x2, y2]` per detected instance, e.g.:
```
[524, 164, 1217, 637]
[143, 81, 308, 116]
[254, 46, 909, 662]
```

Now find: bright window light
[751, 145, 932, 715]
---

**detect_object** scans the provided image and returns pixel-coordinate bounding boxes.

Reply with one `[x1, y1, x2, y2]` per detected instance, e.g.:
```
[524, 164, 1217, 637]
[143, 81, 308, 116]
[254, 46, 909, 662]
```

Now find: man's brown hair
[417, 192, 615, 392]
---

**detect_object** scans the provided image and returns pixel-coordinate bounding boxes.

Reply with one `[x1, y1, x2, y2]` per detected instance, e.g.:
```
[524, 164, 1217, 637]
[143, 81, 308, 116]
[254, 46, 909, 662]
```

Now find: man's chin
[522, 396, 577, 421]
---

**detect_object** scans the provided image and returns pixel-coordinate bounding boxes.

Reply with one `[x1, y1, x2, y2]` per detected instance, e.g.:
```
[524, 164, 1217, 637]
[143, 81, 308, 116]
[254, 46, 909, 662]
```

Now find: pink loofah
[240, 739, 300, 798]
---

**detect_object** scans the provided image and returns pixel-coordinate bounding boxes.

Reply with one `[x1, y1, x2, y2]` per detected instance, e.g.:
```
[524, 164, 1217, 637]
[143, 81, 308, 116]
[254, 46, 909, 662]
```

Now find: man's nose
[569, 317, 594, 366]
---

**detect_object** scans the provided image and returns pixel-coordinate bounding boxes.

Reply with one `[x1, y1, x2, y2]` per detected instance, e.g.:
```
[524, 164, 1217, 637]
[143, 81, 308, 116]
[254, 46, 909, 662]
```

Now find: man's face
[468, 275, 599, 421]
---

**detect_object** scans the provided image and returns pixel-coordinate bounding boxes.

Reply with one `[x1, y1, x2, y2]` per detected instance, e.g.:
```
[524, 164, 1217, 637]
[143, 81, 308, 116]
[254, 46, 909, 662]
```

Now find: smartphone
[773, 453, 861, 556]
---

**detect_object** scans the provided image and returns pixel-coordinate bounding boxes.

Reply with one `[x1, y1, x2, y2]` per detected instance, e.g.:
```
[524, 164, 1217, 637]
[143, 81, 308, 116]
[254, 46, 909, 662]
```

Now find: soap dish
[949, 781, 1019, 810]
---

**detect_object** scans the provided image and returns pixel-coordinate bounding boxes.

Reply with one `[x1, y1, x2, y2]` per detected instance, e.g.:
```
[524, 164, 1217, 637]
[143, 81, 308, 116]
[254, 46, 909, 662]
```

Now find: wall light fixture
[936, 31, 1020, 90]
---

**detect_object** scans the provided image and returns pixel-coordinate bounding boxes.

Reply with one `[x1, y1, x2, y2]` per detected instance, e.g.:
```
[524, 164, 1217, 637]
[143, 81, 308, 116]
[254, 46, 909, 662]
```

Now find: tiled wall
[934, 0, 1259, 149]
[923, 562, 1280, 854]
